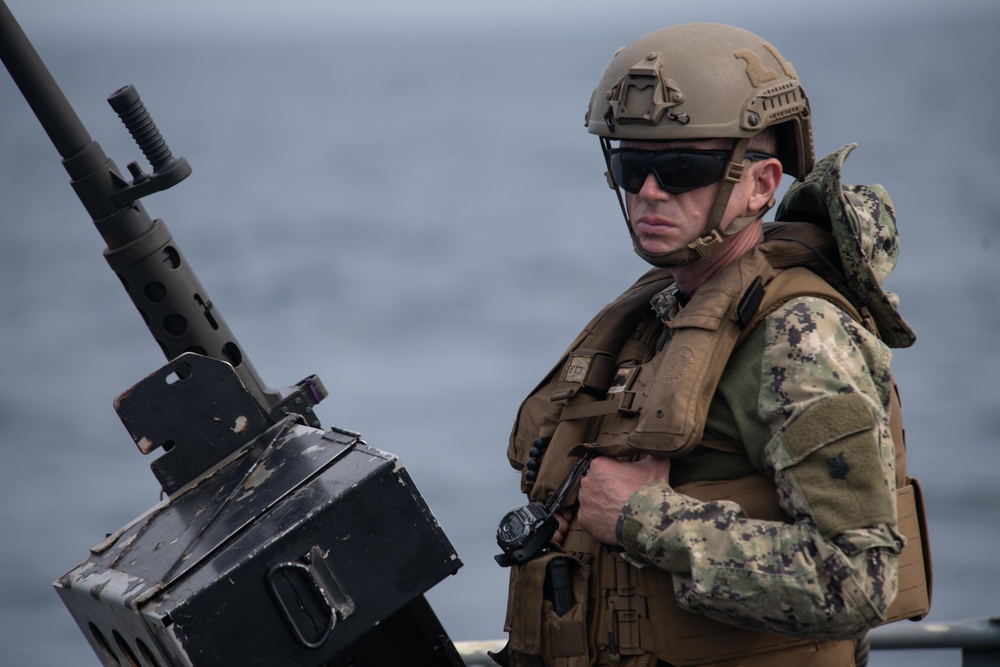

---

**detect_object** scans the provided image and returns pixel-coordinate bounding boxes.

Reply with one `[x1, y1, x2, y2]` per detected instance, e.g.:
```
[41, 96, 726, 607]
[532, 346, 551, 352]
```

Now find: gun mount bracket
[115, 352, 271, 495]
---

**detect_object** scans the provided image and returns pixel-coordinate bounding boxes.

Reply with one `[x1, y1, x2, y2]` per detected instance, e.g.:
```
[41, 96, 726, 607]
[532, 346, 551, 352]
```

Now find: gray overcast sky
[7, 0, 998, 36]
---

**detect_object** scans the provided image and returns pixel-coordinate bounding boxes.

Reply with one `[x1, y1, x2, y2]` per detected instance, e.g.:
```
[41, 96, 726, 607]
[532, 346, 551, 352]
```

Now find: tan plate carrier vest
[503, 224, 932, 667]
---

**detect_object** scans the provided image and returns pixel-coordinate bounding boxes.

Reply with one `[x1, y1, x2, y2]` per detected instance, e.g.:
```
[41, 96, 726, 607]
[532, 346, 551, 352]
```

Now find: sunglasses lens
[609, 149, 728, 195]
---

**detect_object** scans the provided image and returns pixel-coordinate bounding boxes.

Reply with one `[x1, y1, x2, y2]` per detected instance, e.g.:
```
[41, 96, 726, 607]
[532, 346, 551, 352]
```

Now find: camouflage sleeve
[618, 296, 905, 638]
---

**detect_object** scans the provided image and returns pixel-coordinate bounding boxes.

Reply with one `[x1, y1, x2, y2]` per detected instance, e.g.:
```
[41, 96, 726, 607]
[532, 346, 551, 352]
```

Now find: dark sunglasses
[608, 148, 774, 195]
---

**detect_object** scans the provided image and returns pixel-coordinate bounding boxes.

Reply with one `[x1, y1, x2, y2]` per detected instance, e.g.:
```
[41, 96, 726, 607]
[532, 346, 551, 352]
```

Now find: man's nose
[638, 171, 670, 199]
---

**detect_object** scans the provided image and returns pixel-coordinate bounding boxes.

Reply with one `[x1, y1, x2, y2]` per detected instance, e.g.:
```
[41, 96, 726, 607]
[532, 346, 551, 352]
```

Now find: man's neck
[672, 220, 764, 294]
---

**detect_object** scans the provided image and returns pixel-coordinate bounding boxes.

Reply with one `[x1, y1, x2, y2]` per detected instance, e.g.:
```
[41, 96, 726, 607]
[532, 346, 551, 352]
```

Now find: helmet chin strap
[602, 138, 769, 269]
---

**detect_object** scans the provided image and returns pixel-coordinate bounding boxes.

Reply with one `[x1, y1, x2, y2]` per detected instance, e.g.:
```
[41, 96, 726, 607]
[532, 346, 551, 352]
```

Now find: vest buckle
[617, 390, 639, 417]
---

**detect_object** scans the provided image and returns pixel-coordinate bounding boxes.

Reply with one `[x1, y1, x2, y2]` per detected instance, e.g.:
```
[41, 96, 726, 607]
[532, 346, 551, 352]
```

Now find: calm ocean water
[1, 4, 998, 665]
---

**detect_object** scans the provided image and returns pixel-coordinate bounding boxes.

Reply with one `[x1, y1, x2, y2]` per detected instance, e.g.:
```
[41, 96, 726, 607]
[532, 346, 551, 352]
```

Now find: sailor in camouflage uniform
[497, 23, 929, 667]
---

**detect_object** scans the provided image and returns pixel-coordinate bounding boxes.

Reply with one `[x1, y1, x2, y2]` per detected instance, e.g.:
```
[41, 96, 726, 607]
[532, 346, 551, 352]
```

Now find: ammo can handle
[266, 546, 356, 650]
[267, 561, 337, 650]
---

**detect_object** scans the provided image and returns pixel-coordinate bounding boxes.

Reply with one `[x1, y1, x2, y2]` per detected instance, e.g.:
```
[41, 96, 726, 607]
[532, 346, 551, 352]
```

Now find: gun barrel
[0, 2, 323, 429]
[0, 1, 151, 244]
[0, 2, 90, 159]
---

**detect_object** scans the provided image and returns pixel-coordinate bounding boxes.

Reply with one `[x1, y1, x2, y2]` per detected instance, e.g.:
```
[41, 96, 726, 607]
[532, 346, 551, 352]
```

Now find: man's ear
[748, 159, 783, 214]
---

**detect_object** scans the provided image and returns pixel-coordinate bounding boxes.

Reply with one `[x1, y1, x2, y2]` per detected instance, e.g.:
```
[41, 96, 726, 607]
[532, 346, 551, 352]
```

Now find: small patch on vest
[827, 452, 850, 480]
[607, 366, 638, 394]
[564, 355, 592, 383]
[658, 345, 695, 384]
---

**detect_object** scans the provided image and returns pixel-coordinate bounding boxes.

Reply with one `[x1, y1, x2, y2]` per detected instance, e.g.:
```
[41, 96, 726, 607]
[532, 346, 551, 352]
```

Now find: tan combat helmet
[585, 23, 813, 267]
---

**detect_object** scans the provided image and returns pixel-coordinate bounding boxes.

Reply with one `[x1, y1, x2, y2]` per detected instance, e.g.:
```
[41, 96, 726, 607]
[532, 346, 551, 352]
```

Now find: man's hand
[551, 507, 575, 547]
[577, 455, 672, 545]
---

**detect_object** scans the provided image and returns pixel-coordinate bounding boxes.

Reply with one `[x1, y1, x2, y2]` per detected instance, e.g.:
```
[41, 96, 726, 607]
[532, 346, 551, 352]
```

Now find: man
[497, 23, 929, 667]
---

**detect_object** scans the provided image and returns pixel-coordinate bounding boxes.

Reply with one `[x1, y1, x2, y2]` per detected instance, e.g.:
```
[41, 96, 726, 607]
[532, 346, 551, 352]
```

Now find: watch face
[498, 512, 528, 543]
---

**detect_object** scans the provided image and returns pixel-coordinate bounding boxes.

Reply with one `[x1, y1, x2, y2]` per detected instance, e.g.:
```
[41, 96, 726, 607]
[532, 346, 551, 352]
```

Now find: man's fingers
[637, 454, 672, 479]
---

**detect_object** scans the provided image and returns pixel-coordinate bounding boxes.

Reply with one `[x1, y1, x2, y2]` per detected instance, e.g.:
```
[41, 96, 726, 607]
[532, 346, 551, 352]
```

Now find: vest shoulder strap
[737, 265, 868, 347]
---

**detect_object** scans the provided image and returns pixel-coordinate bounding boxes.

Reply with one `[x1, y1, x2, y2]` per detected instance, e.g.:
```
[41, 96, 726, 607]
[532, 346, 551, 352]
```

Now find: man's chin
[637, 239, 680, 256]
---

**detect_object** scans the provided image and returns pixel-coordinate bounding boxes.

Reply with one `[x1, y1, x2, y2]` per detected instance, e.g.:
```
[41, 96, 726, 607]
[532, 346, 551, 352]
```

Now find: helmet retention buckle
[688, 229, 726, 258]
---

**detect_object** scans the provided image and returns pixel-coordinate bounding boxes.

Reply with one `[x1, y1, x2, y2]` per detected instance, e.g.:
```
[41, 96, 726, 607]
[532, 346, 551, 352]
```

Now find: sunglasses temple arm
[600, 137, 631, 227]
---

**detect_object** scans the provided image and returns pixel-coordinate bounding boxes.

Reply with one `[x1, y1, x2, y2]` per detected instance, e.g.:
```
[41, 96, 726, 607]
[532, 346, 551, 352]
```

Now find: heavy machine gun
[0, 3, 464, 665]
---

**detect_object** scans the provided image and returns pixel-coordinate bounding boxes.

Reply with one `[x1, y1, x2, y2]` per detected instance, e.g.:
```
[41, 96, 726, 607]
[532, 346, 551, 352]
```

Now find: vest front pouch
[508, 267, 677, 490]
[506, 551, 591, 667]
[525, 350, 618, 502]
[626, 282, 749, 457]
[507, 348, 614, 498]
